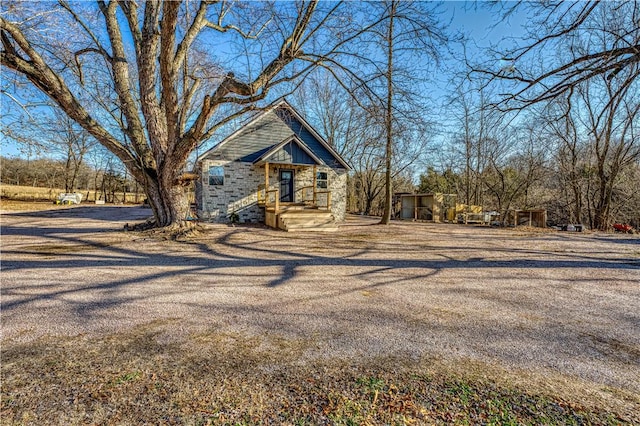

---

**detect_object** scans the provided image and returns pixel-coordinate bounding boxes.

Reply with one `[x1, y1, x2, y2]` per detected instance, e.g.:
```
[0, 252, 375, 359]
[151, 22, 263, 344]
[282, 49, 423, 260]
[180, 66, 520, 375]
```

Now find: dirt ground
[1, 203, 639, 419]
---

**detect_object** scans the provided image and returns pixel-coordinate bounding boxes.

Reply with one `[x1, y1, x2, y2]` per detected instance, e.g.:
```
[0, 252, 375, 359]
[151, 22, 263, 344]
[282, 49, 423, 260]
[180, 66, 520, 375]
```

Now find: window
[316, 171, 328, 189]
[208, 166, 224, 185]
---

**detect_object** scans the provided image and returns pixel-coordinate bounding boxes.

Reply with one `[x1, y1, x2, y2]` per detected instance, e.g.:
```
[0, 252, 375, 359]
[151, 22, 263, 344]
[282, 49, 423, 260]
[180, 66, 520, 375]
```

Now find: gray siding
[202, 111, 293, 163]
[201, 105, 348, 171]
[274, 108, 347, 170]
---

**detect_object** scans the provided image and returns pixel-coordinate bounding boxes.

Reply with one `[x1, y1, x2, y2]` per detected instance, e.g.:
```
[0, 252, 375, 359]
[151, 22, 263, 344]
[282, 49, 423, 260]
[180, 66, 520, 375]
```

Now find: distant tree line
[450, 1, 640, 230]
[417, 163, 640, 229]
[0, 155, 141, 203]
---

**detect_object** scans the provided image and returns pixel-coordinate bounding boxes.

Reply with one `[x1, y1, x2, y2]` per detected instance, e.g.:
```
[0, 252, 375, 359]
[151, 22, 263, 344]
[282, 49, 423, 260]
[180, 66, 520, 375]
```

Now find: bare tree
[582, 76, 640, 230]
[484, 134, 546, 221]
[445, 79, 502, 209]
[532, 70, 640, 230]
[541, 96, 588, 224]
[372, 0, 446, 224]
[1, 1, 380, 229]
[354, 131, 386, 215]
[293, 74, 366, 162]
[459, 0, 640, 229]
[472, 1, 640, 110]
[2, 92, 99, 192]
[377, 0, 398, 224]
[49, 111, 96, 192]
[294, 71, 432, 216]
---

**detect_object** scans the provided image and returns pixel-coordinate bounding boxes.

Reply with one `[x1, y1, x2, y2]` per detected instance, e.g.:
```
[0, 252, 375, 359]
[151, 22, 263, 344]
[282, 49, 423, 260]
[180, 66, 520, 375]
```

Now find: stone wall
[197, 159, 348, 223]
[197, 160, 264, 223]
[294, 166, 347, 221]
[329, 169, 347, 221]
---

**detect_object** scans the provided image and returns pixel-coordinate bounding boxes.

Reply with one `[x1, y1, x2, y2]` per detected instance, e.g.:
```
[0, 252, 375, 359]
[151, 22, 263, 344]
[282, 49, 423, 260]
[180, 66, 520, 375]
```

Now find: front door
[279, 169, 294, 202]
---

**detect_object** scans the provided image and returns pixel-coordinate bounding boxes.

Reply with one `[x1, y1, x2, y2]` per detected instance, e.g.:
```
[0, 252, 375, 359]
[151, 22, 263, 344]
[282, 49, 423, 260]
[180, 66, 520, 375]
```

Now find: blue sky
[447, 1, 526, 43]
[0, 1, 527, 160]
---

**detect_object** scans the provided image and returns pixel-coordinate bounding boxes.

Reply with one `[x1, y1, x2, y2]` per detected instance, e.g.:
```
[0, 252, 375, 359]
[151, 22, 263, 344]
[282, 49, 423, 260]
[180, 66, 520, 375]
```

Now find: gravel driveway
[2, 205, 639, 400]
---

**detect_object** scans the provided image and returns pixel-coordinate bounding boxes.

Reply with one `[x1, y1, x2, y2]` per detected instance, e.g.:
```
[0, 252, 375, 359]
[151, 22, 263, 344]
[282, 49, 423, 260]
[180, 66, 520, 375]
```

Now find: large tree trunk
[593, 177, 615, 231]
[364, 195, 373, 216]
[146, 185, 190, 228]
[141, 167, 191, 229]
[64, 151, 73, 193]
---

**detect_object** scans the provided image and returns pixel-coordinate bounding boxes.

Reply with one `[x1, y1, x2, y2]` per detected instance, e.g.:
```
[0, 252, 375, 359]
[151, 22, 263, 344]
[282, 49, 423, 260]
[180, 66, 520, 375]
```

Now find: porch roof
[253, 136, 324, 166]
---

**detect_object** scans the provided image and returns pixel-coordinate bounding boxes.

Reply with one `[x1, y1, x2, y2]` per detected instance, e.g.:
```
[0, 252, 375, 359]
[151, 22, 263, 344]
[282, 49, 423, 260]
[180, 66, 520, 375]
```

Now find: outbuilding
[398, 193, 457, 222]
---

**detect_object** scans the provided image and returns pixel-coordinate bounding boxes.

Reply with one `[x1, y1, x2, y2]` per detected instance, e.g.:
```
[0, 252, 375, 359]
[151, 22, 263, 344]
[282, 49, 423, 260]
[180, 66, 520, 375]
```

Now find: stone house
[195, 101, 351, 231]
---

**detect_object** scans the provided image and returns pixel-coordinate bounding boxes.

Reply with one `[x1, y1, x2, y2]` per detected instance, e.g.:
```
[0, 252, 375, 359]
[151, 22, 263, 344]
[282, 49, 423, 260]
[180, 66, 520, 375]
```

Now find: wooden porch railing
[265, 188, 280, 213]
[297, 185, 332, 210]
[259, 184, 330, 212]
[297, 185, 314, 204]
[315, 190, 332, 210]
[257, 184, 265, 205]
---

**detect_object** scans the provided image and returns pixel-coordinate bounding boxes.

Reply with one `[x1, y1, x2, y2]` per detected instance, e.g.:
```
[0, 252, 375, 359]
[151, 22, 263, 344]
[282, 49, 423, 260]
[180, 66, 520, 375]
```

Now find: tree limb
[97, 0, 153, 167]
[1, 17, 140, 180]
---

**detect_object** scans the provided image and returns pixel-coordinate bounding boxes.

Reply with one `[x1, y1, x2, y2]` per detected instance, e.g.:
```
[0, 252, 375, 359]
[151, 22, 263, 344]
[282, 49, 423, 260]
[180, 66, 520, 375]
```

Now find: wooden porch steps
[277, 209, 338, 232]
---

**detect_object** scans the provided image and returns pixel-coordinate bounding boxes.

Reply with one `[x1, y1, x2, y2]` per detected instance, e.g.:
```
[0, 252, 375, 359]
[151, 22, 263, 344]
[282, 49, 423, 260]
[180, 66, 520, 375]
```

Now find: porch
[256, 162, 336, 231]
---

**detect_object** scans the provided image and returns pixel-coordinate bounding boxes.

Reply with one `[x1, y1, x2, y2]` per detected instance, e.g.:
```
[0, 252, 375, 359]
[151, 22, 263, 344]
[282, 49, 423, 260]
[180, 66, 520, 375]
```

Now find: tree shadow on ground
[2, 205, 152, 222]
[2, 208, 639, 396]
[591, 235, 640, 245]
[2, 212, 638, 313]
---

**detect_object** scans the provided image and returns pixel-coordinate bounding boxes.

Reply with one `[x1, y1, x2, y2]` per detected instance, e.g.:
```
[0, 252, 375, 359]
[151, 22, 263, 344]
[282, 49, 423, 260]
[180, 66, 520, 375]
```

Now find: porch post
[313, 165, 317, 205]
[265, 162, 270, 190]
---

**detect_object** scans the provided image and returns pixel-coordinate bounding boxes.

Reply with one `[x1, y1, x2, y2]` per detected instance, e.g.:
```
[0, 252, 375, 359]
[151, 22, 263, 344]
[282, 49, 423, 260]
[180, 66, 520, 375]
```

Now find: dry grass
[0, 185, 63, 202]
[0, 184, 142, 203]
[0, 199, 68, 212]
[1, 322, 632, 425]
[2, 203, 639, 425]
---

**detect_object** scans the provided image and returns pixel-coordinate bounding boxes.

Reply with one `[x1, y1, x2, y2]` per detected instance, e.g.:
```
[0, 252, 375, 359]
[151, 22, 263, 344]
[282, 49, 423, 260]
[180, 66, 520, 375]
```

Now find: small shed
[507, 209, 547, 228]
[399, 193, 456, 222]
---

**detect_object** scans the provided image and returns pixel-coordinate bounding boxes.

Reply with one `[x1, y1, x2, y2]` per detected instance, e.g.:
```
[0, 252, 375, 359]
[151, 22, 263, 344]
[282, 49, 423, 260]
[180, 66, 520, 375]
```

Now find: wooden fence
[0, 184, 144, 204]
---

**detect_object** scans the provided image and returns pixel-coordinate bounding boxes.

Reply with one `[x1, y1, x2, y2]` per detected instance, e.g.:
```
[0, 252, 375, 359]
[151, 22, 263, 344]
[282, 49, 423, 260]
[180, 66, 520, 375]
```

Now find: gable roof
[255, 135, 324, 166]
[197, 100, 351, 170]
